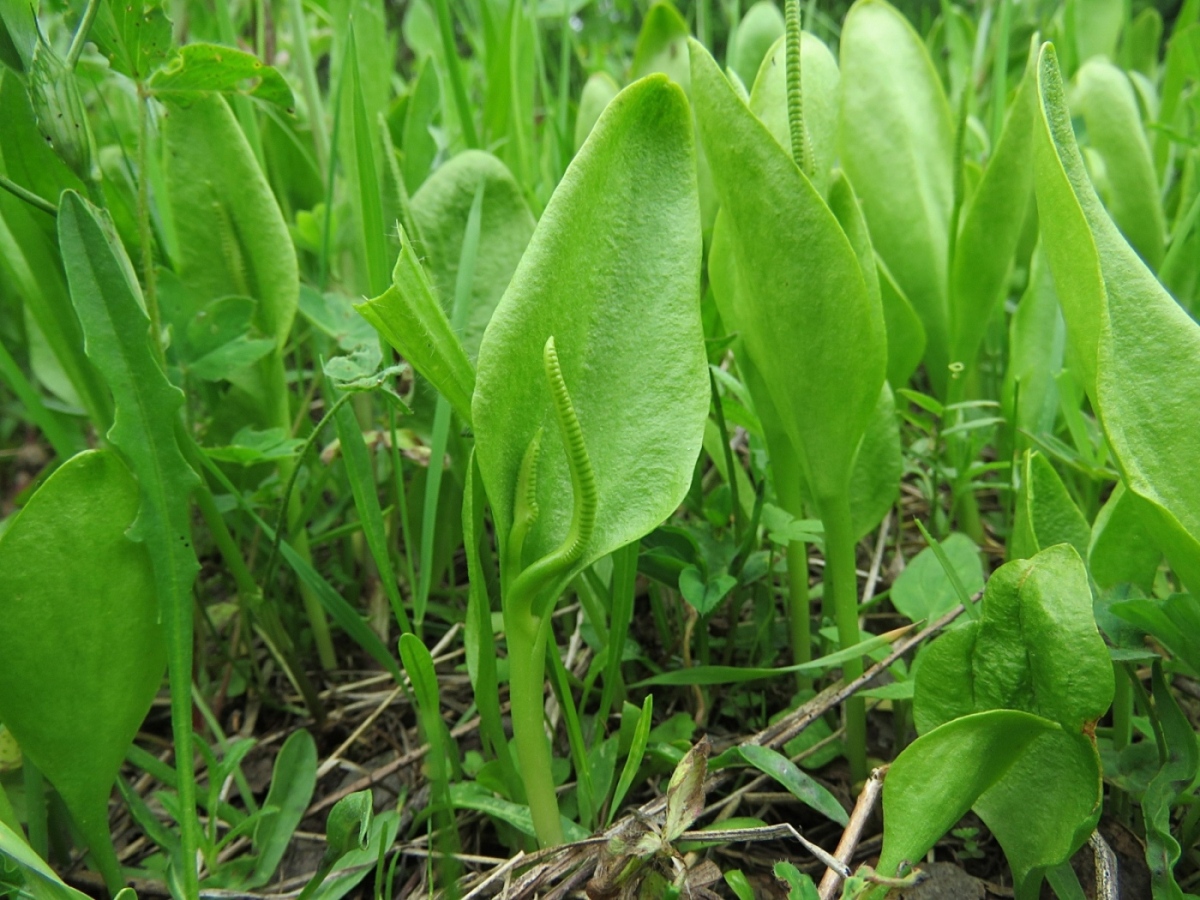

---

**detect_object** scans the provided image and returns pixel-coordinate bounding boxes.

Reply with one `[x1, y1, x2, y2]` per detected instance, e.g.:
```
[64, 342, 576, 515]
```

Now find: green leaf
[891, 532, 983, 623]
[1142, 662, 1200, 899]
[911, 545, 1113, 897]
[876, 710, 1060, 881]
[1010, 451, 1090, 562]
[1074, 59, 1165, 269]
[322, 791, 373, 865]
[664, 739, 708, 842]
[678, 565, 737, 618]
[690, 38, 886, 504]
[250, 730, 317, 888]
[608, 695, 653, 827]
[357, 229, 477, 427]
[150, 44, 294, 109]
[574, 72, 620, 152]
[334, 399, 411, 633]
[630, 2, 689, 87]
[88, 0, 171, 79]
[634, 629, 903, 686]
[446, 782, 590, 842]
[949, 53, 1036, 370]
[746, 30, 840, 197]
[411, 150, 536, 362]
[57, 190, 201, 892]
[163, 92, 297, 432]
[1001, 246, 1065, 447]
[341, 26, 388, 296]
[840, 0, 953, 392]
[728, 2, 783, 95]
[206, 426, 304, 465]
[1033, 42, 1200, 590]
[1111, 594, 1200, 677]
[472, 74, 707, 573]
[736, 745, 847, 826]
[401, 58, 439, 193]
[0, 819, 95, 900]
[973, 730, 1104, 900]
[0, 451, 165, 893]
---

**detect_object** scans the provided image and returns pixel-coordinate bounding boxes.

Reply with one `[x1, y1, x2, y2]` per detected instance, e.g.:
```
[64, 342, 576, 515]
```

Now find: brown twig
[817, 765, 889, 899]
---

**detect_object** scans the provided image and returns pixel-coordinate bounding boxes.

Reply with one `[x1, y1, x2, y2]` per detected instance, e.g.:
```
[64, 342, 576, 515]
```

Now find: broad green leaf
[87, 0, 171, 79]
[574, 72, 620, 151]
[949, 54, 1036, 371]
[844, 385, 901, 540]
[736, 745, 847, 826]
[473, 74, 706, 571]
[915, 544, 1113, 734]
[891, 532, 983, 623]
[1034, 43, 1200, 590]
[729, 1, 783, 93]
[1089, 483, 1161, 592]
[747, 32, 840, 197]
[411, 150, 536, 361]
[57, 191, 201, 894]
[876, 710, 1059, 882]
[691, 38, 885, 504]
[0, 450, 164, 892]
[249, 730, 317, 888]
[357, 231, 477, 426]
[973, 730, 1102, 900]
[630, 2, 689, 87]
[163, 92, 297, 432]
[840, 0, 953, 392]
[1065, 0, 1122, 66]
[149, 44, 294, 109]
[678, 565, 737, 617]
[1074, 60, 1165, 269]
[1009, 451, 1090, 562]
[911, 545, 1112, 897]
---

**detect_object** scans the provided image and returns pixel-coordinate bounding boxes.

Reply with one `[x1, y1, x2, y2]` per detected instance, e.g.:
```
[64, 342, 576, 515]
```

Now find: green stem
[821, 491, 866, 782]
[288, 0, 330, 173]
[0, 175, 57, 217]
[136, 86, 165, 369]
[65, 0, 102, 70]
[786, 540, 811, 685]
[505, 608, 564, 847]
[1110, 661, 1133, 820]
[432, 0, 479, 148]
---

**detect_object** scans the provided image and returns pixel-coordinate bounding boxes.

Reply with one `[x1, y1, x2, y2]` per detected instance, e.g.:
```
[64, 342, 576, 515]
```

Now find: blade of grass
[606, 694, 652, 827]
[595, 541, 637, 732]
[463, 451, 523, 799]
[633, 628, 910, 686]
[432, 0, 479, 148]
[334, 399, 412, 634]
[546, 633, 597, 830]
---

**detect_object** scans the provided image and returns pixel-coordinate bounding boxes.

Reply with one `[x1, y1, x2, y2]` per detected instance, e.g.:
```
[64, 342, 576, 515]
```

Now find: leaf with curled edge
[1033, 42, 1200, 590]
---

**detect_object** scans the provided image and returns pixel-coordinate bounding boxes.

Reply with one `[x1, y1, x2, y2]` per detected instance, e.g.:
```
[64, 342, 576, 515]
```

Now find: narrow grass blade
[607, 694, 652, 827]
[334, 400, 412, 634]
